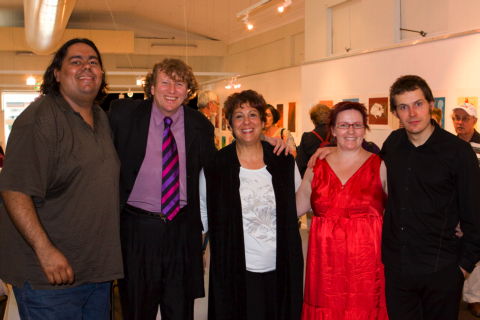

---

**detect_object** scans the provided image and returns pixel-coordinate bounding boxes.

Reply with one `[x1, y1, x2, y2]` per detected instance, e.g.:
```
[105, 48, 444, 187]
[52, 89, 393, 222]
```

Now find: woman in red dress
[296, 101, 388, 319]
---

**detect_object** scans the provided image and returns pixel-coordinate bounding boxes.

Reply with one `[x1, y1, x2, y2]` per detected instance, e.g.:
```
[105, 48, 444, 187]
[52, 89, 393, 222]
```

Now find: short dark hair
[310, 103, 330, 127]
[330, 101, 370, 130]
[266, 104, 280, 124]
[224, 90, 267, 127]
[389, 75, 434, 112]
[41, 38, 107, 103]
[144, 58, 198, 103]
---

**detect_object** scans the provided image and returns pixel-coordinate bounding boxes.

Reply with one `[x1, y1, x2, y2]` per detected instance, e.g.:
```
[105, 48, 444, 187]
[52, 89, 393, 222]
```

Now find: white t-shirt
[240, 166, 278, 272]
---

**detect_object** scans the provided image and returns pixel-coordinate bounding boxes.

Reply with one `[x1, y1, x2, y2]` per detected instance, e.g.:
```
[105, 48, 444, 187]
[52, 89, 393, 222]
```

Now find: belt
[123, 204, 185, 222]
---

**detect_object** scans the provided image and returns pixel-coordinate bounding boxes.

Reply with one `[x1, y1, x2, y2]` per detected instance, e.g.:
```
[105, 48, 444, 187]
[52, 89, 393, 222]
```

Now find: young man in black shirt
[381, 75, 480, 320]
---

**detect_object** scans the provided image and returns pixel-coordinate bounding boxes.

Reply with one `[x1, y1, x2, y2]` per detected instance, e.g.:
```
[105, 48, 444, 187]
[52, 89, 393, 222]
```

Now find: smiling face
[151, 71, 188, 116]
[231, 102, 264, 145]
[332, 109, 366, 151]
[53, 42, 103, 105]
[393, 88, 434, 144]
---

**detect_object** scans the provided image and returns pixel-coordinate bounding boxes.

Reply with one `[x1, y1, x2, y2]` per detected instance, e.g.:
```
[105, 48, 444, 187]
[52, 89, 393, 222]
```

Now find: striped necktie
[161, 116, 180, 220]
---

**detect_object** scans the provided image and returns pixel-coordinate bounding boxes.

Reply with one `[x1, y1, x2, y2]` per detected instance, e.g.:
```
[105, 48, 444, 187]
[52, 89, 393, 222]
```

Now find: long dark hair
[40, 38, 107, 103]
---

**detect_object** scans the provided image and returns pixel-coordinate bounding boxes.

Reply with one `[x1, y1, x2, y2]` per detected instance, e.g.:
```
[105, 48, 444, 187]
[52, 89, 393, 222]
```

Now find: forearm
[1, 190, 74, 284]
[1, 190, 52, 252]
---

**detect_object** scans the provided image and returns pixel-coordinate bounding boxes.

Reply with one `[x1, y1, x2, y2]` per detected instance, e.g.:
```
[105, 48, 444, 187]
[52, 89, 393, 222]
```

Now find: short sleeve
[0, 107, 55, 203]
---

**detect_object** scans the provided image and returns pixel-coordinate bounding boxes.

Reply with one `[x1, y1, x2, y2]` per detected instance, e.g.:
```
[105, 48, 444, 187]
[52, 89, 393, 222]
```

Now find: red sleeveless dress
[302, 154, 388, 320]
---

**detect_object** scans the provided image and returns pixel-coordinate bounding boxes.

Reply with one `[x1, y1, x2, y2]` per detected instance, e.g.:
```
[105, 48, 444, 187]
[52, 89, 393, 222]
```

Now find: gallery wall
[302, 31, 480, 147]
[203, 30, 480, 149]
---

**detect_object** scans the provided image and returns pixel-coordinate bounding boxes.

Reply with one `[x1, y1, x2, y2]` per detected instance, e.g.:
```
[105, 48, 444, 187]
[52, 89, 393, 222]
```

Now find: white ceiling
[0, 0, 305, 44]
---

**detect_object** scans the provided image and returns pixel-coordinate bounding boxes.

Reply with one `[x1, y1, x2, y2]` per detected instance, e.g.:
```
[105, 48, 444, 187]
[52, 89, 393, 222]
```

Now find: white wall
[302, 31, 480, 147]
[204, 66, 302, 142]
[305, 0, 480, 61]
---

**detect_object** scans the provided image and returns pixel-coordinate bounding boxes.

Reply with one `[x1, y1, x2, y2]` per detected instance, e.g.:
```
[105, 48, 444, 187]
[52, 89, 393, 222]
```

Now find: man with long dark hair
[0, 38, 122, 319]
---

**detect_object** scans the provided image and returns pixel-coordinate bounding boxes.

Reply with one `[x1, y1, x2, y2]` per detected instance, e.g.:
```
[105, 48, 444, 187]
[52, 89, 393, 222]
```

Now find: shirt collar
[151, 101, 184, 127]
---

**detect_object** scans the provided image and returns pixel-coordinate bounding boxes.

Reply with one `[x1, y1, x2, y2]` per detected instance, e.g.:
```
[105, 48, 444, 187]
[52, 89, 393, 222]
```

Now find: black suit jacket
[108, 98, 216, 299]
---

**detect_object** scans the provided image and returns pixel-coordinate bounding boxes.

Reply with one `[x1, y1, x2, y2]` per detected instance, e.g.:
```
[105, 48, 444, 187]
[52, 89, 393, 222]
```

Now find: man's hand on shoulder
[264, 135, 290, 156]
[307, 146, 336, 168]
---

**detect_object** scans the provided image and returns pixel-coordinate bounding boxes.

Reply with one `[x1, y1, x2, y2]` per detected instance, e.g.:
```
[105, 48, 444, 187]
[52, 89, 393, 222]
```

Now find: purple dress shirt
[127, 102, 187, 213]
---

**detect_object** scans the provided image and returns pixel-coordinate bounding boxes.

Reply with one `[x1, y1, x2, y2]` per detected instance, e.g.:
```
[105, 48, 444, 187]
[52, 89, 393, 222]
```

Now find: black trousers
[245, 270, 277, 320]
[119, 205, 194, 320]
[385, 264, 464, 320]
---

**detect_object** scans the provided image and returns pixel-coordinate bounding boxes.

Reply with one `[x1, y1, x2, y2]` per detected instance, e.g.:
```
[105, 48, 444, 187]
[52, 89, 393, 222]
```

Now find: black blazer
[108, 98, 216, 299]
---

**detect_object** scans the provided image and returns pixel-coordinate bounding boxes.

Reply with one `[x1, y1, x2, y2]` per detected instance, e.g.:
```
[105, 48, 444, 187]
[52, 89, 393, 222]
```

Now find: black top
[296, 126, 330, 177]
[381, 120, 480, 275]
[470, 129, 480, 143]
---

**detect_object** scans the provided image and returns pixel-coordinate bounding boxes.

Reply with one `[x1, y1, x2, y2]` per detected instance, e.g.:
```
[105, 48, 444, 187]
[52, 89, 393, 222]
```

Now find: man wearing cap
[452, 103, 480, 144]
[452, 102, 480, 317]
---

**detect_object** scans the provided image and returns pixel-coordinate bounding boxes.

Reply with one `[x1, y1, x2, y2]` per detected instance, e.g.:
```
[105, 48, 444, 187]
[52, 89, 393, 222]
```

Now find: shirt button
[401, 227, 405, 231]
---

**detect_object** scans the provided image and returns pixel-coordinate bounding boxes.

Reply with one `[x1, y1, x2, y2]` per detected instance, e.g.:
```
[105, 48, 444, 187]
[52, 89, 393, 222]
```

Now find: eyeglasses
[452, 115, 472, 122]
[336, 122, 365, 130]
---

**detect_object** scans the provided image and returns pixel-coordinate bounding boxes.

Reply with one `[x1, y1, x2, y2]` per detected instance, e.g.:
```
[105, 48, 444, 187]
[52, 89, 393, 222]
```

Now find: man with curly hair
[109, 58, 216, 320]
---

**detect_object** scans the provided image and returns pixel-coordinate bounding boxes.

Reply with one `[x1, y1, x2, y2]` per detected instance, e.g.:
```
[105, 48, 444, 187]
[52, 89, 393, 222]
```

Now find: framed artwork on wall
[434, 97, 445, 128]
[288, 102, 296, 132]
[276, 104, 284, 127]
[319, 100, 334, 108]
[368, 97, 389, 126]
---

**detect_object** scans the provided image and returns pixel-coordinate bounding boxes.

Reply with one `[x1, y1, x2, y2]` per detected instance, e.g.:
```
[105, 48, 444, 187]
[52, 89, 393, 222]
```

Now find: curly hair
[40, 38, 107, 103]
[144, 58, 198, 103]
[224, 90, 267, 127]
[329, 101, 370, 130]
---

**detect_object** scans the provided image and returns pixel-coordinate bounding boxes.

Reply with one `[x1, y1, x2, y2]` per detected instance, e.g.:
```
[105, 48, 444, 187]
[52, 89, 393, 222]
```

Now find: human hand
[307, 147, 336, 168]
[455, 223, 463, 238]
[36, 245, 74, 285]
[264, 135, 289, 156]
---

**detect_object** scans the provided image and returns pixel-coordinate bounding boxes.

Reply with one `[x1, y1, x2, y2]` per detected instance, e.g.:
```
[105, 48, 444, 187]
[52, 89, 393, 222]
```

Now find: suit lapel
[131, 100, 152, 163]
[184, 106, 198, 158]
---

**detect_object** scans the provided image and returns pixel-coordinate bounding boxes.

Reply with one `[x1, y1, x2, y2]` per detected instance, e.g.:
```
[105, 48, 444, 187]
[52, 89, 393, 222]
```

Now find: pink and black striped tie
[161, 116, 180, 220]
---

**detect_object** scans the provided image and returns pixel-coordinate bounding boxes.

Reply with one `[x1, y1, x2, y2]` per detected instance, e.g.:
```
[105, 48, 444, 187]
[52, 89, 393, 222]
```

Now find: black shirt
[381, 121, 480, 275]
[470, 129, 480, 143]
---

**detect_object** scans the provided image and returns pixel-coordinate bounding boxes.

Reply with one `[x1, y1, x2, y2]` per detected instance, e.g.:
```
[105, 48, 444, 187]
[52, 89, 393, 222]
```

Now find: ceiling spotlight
[136, 77, 145, 86]
[225, 84, 232, 90]
[26, 76, 36, 86]
[242, 15, 254, 31]
[277, 0, 292, 13]
[127, 90, 134, 98]
[234, 83, 241, 89]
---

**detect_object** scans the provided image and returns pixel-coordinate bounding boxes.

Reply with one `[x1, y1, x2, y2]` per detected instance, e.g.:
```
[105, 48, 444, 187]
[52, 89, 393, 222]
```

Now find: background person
[296, 101, 388, 319]
[203, 90, 303, 320]
[451, 102, 480, 317]
[264, 104, 297, 157]
[296, 103, 331, 177]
